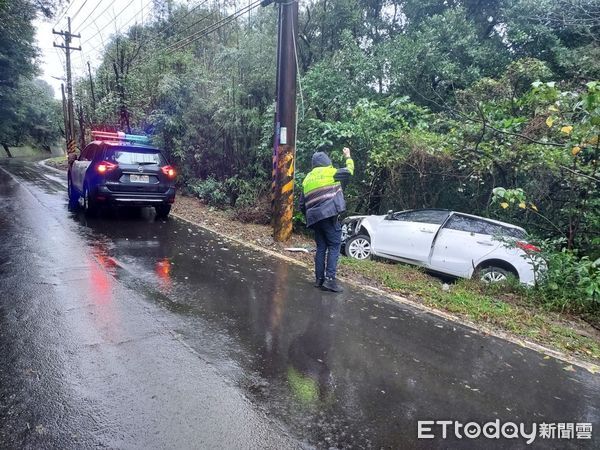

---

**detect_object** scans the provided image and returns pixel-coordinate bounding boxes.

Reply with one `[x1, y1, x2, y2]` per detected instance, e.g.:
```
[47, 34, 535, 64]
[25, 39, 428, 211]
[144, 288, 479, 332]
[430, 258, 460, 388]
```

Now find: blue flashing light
[124, 134, 151, 145]
[91, 131, 151, 145]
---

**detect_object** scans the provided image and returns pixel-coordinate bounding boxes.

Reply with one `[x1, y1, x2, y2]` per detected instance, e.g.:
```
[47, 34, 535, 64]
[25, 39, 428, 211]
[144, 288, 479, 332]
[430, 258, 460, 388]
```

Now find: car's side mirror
[385, 210, 394, 220]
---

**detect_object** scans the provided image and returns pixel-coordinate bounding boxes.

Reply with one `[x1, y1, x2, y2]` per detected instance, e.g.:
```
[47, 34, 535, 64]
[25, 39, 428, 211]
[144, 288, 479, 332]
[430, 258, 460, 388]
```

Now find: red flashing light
[516, 241, 541, 253]
[161, 165, 176, 179]
[97, 161, 117, 174]
[91, 131, 150, 144]
[92, 131, 125, 141]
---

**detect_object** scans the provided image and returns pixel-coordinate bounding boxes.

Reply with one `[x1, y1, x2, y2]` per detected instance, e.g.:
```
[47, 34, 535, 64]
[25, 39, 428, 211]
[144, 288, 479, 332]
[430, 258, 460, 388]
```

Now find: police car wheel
[83, 185, 98, 216]
[68, 175, 79, 208]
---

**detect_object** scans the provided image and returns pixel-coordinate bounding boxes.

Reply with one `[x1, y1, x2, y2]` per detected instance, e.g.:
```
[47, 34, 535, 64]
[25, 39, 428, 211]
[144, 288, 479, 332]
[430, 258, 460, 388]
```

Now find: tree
[0, 0, 61, 155]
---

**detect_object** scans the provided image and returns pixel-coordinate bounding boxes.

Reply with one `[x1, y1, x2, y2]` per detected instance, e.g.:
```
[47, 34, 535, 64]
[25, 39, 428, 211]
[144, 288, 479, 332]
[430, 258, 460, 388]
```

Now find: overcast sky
[34, 0, 165, 99]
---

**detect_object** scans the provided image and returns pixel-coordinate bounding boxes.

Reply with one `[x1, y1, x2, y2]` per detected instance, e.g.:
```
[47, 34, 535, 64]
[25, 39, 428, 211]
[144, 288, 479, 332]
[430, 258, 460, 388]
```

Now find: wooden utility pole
[53, 17, 81, 158]
[271, 0, 298, 242]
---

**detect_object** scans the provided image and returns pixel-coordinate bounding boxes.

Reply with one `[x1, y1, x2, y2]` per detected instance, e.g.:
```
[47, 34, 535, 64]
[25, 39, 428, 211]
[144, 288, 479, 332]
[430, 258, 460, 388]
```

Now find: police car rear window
[104, 148, 166, 165]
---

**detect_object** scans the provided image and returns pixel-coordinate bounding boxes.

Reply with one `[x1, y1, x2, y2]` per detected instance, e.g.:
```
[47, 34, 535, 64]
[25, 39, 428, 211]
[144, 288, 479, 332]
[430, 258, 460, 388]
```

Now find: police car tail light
[91, 131, 151, 145]
[161, 165, 176, 179]
[97, 161, 117, 174]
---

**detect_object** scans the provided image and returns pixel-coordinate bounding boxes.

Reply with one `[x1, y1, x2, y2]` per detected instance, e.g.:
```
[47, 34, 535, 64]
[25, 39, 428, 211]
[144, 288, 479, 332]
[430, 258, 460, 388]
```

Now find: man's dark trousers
[312, 216, 342, 281]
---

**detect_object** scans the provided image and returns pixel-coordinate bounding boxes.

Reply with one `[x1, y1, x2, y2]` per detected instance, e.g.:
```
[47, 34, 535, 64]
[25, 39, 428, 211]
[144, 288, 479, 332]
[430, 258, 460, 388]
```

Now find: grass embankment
[43, 155, 69, 171]
[339, 257, 600, 362]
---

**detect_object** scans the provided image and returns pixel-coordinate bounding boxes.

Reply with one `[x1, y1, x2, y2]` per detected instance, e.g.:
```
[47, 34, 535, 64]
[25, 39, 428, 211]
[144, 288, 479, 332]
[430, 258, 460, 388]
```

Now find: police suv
[68, 131, 176, 218]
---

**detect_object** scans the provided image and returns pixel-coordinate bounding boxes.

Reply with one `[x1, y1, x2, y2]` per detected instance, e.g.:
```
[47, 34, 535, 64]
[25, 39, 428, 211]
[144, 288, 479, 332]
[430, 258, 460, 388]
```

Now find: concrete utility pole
[60, 84, 68, 156]
[53, 17, 81, 158]
[87, 61, 96, 123]
[77, 103, 86, 153]
[270, 0, 298, 242]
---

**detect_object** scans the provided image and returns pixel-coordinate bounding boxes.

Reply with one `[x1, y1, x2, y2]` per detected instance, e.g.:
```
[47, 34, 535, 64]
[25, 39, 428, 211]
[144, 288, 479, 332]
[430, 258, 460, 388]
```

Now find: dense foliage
[0, 0, 62, 154]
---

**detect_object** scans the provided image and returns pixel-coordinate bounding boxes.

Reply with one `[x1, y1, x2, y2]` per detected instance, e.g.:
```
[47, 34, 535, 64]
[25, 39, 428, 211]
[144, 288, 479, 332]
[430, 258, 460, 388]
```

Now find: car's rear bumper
[95, 186, 176, 206]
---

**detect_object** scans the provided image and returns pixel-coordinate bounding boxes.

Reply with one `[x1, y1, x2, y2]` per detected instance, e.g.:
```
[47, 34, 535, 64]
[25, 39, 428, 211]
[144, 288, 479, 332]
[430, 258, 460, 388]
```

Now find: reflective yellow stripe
[303, 166, 338, 194]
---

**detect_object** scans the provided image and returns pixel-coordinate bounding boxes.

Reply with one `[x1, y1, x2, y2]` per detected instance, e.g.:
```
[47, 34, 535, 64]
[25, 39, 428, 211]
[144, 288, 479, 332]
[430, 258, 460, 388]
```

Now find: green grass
[338, 257, 600, 361]
[44, 155, 69, 170]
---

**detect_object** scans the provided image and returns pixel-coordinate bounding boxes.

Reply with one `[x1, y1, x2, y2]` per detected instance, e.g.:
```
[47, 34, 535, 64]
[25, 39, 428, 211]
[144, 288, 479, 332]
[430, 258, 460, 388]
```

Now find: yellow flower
[588, 135, 598, 145]
[500, 202, 509, 209]
[545, 117, 554, 127]
[530, 203, 538, 212]
[572, 146, 581, 156]
[519, 202, 527, 209]
[560, 125, 573, 134]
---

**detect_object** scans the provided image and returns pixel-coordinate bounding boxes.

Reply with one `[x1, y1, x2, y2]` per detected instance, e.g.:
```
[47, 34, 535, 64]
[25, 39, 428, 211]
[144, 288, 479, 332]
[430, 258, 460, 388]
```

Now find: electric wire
[70, 0, 90, 22]
[80, 0, 155, 59]
[82, 0, 208, 62]
[80, 1, 139, 46]
[54, 0, 77, 28]
[171, 1, 261, 51]
[142, 0, 212, 47]
[75, 0, 111, 30]
[158, 1, 262, 57]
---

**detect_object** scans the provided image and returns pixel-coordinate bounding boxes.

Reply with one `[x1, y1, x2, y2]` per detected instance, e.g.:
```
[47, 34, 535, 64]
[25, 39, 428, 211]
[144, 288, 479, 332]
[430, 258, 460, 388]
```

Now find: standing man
[300, 147, 354, 292]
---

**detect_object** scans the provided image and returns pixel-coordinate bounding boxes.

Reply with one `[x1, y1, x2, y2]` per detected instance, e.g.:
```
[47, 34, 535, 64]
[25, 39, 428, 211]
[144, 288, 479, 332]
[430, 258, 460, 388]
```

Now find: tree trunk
[2, 143, 13, 158]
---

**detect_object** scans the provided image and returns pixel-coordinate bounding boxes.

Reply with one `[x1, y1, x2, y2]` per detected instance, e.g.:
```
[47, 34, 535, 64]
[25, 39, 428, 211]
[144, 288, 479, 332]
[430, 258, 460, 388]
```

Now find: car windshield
[104, 147, 166, 165]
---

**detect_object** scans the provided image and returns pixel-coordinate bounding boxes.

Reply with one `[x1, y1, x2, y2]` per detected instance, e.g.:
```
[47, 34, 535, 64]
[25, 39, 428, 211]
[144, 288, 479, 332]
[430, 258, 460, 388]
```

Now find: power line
[75, 0, 112, 30]
[70, 0, 90, 22]
[92, 0, 216, 57]
[82, 0, 262, 72]
[80, 0, 153, 57]
[158, 1, 262, 57]
[54, 0, 78, 27]
[107, 0, 154, 36]
[142, 0, 212, 47]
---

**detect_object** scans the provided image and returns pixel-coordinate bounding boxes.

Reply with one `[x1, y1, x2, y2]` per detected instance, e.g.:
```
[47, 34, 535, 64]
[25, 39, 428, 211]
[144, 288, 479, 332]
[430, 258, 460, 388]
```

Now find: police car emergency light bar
[91, 131, 151, 145]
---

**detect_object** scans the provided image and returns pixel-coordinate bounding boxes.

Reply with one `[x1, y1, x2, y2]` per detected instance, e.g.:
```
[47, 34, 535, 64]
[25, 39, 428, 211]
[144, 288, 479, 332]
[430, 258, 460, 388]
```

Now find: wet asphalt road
[0, 158, 598, 449]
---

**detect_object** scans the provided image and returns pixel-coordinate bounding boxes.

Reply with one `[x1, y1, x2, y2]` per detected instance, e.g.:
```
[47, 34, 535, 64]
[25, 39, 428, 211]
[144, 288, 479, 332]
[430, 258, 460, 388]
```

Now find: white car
[341, 209, 543, 285]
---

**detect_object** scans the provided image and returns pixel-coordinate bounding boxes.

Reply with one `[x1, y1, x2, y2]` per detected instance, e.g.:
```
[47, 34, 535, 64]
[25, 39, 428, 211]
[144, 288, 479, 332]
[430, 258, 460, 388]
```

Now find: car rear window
[445, 214, 527, 238]
[104, 147, 166, 165]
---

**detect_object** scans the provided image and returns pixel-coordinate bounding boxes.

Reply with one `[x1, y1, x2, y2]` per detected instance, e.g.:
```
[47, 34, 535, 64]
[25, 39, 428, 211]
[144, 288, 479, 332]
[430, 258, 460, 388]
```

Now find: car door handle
[477, 241, 494, 246]
[419, 228, 434, 234]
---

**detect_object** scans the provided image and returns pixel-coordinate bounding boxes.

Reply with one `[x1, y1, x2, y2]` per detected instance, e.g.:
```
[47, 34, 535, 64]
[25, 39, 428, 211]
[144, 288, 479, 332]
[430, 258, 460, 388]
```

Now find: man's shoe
[322, 277, 343, 293]
[314, 278, 324, 288]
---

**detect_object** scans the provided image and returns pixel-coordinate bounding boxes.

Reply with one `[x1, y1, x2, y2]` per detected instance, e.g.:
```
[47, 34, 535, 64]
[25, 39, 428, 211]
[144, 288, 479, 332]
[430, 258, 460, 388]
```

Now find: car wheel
[477, 266, 514, 284]
[67, 175, 79, 208]
[155, 204, 171, 219]
[346, 234, 371, 260]
[82, 184, 98, 216]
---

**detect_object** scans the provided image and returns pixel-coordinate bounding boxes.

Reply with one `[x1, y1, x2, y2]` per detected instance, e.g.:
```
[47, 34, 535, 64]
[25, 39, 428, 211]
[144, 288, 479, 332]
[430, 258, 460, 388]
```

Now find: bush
[535, 250, 600, 314]
[188, 177, 229, 207]
[233, 195, 272, 224]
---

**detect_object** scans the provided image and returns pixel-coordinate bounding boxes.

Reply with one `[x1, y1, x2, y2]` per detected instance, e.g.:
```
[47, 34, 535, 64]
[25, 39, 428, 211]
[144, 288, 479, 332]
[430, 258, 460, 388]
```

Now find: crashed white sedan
[341, 209, 542, 285]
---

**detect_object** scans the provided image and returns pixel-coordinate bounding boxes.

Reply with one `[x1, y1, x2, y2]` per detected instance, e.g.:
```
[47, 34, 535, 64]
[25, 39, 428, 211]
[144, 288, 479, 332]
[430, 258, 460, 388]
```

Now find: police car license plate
[130, 174, 149, 183]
